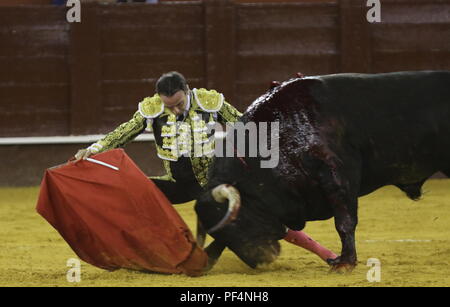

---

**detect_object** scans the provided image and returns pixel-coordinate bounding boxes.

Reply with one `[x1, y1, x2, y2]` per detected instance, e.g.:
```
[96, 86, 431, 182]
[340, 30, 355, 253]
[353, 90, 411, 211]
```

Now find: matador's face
[160, 90, 189, 116]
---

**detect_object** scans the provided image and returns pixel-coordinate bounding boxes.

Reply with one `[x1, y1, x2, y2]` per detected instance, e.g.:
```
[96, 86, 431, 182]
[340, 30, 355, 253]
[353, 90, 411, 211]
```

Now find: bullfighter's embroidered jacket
[88, 88, 242, 187]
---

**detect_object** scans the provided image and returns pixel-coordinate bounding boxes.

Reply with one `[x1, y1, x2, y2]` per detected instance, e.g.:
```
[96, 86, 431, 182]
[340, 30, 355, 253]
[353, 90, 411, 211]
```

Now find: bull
[195, 71, 450, 271]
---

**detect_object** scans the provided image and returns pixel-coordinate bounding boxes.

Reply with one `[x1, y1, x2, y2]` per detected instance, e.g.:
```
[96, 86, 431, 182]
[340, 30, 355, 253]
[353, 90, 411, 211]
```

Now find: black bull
[195, 71, 450, 271]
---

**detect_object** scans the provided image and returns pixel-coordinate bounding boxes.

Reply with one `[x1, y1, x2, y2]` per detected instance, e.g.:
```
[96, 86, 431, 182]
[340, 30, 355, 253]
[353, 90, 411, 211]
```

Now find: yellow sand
[0, 179, 449, 287]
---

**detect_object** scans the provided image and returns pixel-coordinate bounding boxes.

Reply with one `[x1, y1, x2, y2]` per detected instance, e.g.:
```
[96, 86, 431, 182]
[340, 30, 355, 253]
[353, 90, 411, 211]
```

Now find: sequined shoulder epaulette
[193, 88, 224, 112]
[138, 95, 164, 119]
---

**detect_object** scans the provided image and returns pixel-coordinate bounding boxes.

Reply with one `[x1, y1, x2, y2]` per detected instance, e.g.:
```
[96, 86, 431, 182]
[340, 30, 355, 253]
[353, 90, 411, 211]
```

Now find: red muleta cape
[36, 149, 207, 276]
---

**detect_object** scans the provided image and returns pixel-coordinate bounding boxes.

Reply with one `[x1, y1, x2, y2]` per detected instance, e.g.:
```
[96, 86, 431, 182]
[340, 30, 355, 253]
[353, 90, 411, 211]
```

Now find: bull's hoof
[327, 257, 356, 274]
[328, 263, 356, 274]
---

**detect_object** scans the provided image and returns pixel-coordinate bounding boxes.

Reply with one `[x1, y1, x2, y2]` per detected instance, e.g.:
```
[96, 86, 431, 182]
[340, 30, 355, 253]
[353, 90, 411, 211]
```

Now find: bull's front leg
[327, 198, 358, 272]
[313, 155, 360, 272]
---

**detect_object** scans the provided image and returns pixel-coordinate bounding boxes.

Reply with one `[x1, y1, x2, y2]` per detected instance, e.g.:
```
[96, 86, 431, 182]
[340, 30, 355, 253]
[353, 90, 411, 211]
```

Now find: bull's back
[315, 71, 450, 193]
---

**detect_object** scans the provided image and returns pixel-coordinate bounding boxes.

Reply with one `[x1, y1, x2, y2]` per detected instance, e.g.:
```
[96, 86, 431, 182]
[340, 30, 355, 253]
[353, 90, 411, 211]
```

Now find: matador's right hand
[74, 148, 94, 162]
[73, 143, 103, 162]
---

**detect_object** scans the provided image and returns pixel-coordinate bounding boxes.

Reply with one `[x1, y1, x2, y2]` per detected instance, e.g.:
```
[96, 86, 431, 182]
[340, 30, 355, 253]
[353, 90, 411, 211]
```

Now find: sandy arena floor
[0, 179, 449, 287]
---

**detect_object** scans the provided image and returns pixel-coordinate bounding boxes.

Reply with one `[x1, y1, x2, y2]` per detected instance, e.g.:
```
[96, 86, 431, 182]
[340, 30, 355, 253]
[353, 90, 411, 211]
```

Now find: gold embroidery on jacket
[92, 90, 242, 187]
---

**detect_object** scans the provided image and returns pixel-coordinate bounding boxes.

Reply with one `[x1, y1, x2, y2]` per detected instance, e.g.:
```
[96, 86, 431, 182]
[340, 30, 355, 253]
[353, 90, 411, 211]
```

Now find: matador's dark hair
[156, 71, 188, 97]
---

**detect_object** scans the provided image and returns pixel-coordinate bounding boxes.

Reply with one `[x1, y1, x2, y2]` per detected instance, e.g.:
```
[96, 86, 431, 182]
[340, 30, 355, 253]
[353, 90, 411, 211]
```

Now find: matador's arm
[87, 111, 147, 154]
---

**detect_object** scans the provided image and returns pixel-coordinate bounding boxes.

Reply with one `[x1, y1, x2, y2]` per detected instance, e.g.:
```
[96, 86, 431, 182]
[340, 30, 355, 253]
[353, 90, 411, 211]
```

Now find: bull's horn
[207, 184, 241, 234]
